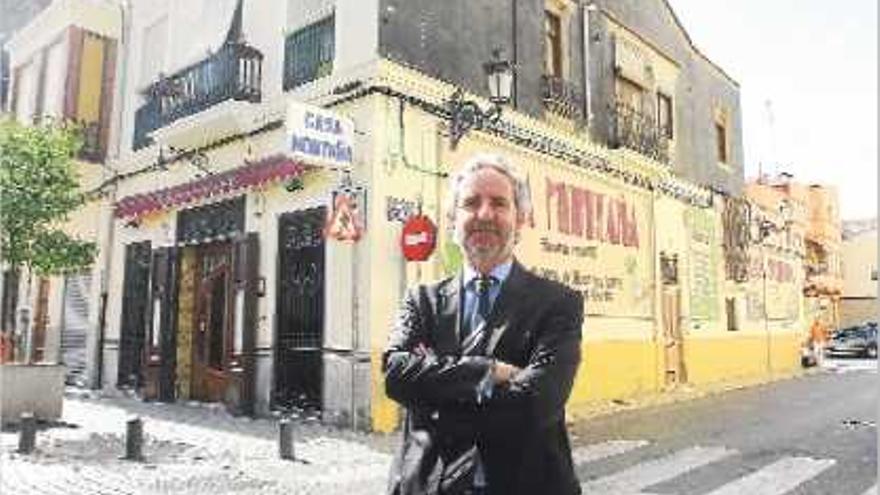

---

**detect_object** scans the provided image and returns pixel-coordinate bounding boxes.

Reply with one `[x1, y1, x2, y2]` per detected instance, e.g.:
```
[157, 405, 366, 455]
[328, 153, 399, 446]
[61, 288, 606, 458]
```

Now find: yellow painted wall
[367, 61, 807, 432]
[77, 33, 104, 124]
[573, 337, 658, 404]
[685, 330, 801, 386]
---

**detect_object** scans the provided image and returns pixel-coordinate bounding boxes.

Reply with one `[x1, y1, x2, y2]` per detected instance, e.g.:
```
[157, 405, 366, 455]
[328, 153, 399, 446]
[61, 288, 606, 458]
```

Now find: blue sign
[287, 103, 355, 167]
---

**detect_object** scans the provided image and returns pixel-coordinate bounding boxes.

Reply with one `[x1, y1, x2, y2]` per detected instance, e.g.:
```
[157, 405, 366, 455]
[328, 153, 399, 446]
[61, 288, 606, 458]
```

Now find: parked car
[826, 323, 878, 358]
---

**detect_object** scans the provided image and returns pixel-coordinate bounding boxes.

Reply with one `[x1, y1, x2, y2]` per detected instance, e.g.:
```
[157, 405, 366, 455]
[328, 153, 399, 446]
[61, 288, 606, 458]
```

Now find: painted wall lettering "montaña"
[545, 178, 640, 247]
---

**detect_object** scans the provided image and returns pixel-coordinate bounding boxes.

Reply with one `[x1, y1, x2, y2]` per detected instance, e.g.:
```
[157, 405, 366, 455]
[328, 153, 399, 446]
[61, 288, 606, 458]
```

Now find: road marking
[572, 440, 649, 465]
[580, 446, 734, 494]
[704, 456, 835, 495]
[862, 484, 878, 495]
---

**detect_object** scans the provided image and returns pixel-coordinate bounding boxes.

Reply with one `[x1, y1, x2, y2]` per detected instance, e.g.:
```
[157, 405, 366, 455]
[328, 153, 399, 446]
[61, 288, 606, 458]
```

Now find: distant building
[5, 0, 802, 432]
[840, 219, 878, 328]
[842, 218, 878, 240]
[745, 176, 843, 329]
[0, 0, 52, 111]
[3, 0, 121, 385]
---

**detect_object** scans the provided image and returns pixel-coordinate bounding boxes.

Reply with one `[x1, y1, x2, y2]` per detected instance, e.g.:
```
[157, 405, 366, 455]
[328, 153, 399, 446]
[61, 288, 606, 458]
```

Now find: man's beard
[455, 221, 517, 266]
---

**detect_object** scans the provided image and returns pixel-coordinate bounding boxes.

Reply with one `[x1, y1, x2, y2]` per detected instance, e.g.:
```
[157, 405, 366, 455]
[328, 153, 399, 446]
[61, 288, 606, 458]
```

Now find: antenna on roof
[763, 99, 777, 182]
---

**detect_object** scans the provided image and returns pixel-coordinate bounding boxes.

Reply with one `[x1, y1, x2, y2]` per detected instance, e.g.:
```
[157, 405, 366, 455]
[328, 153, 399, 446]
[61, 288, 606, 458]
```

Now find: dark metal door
[118, 241, 151, 388]
[274, 208, 326, 412]
[148, 247, 179, 402]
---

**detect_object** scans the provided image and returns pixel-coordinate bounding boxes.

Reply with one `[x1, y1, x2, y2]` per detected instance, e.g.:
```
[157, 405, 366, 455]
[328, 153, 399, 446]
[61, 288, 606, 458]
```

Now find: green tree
[0, 118, 97, 276]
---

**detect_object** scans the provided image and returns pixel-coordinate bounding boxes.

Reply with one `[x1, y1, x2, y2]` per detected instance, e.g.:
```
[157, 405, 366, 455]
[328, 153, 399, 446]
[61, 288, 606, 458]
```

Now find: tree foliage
[0, 118, 97, 275]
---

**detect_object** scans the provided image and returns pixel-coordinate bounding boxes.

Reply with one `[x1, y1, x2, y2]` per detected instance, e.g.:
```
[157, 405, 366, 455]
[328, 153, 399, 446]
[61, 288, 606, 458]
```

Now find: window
[871, 267, 878, 281]
[544, 11, 563, 77]
[715, 120, 728, 163]
[42, 40, 68, 118]
[208, 275, 227, 369]
[725, 297, 738, 331]
[615, 76, 644, 113]
[283, 16, 335, 90]
[657, 92, 673, 139]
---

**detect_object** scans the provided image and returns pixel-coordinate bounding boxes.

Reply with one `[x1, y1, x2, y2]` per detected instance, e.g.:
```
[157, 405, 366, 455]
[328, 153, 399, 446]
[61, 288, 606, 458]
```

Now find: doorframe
[190, 241, 235, 402]
[272, 207, 327, 412]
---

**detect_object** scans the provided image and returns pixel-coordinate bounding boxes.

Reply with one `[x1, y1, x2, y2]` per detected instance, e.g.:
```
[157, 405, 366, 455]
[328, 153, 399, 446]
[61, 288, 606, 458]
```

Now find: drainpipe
[651, 184, 660, 393]
[582, 3, 597, 128]
[95, 0, 132, 389]
[511, 0, 518, 108]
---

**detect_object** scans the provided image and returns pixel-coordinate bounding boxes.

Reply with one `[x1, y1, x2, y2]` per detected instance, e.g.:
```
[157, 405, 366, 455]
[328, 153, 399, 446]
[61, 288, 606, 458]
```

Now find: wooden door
[662, 287, 686, 386]
[191, 244, 233, 402]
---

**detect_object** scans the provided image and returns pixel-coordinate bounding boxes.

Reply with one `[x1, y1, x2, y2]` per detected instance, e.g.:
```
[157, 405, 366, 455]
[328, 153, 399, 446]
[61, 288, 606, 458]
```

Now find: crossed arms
[383, 285, 583, 429]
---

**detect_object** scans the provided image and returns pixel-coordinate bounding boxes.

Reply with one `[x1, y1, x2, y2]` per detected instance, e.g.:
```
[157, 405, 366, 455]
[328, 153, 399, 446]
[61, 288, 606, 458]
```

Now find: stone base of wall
[0, 364, 65, 425]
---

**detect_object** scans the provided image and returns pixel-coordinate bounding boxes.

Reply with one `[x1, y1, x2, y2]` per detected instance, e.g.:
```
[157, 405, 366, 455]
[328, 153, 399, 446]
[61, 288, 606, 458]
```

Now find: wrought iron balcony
[609, 101, 669, 164]
[133, 98, 160, 150]
[132, 41, 263, 150]
[541, 74, 584, 121]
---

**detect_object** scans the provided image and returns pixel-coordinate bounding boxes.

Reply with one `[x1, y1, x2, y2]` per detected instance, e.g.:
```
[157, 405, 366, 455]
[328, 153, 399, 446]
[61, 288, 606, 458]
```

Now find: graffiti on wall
[545, 178, 640, 247]
[688, 208, 719, 322]
[746, 253, 800, 321]
[522, 175, 651, 317]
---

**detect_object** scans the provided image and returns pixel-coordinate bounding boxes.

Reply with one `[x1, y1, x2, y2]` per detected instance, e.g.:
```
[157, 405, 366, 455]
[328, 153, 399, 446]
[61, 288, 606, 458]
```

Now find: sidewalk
[0, 390, 397, 495]
[1, 369, 825, 494]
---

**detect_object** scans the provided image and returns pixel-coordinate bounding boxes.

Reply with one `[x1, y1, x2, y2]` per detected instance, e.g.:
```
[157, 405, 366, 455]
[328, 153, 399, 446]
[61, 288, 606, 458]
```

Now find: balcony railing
[609, 101, 669, 164]
[541, 74, 584, 121]
[133, 97, 160, 150]
[132, 41, 263, 150]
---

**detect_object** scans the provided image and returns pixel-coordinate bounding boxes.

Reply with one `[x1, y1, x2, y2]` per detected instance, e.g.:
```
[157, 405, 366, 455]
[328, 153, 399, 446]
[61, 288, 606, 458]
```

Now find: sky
[666, 0, 878, 221]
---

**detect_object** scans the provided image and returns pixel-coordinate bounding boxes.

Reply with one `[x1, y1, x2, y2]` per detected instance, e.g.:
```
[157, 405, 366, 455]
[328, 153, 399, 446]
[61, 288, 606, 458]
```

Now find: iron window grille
[609, 100, 670, 164]
[283, 16, 335, 90]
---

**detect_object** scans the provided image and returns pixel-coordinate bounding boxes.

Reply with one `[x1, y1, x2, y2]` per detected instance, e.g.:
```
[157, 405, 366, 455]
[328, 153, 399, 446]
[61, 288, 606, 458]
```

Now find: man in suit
[384, 153, 584, 495]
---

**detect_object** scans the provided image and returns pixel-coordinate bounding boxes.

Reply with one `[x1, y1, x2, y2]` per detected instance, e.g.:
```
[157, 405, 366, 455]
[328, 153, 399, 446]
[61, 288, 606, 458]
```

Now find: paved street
[0, 391, 396, 495]
[1, 360, 876, 494]
[570, 357, 877, 495]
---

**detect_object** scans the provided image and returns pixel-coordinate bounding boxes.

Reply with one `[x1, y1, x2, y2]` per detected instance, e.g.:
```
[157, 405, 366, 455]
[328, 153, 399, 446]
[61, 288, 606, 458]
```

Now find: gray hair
[445, 153, 533, 224]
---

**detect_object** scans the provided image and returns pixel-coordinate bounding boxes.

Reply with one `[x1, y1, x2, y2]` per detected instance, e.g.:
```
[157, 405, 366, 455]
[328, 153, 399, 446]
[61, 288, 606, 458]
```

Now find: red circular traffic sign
[401, 215, 437, 261]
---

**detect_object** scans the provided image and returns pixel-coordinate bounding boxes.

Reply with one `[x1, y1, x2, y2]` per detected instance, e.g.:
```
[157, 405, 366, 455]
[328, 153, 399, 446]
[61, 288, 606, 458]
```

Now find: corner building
[14, 0, 806, 430]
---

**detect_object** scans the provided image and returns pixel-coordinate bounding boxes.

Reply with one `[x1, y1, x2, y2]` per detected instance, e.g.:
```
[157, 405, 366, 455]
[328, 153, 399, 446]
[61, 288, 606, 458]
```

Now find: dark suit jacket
[384, 261, 584, 495]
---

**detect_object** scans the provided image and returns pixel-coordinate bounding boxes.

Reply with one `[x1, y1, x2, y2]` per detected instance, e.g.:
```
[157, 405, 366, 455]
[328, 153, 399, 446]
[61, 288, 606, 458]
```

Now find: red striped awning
[114, 155, 309, 219]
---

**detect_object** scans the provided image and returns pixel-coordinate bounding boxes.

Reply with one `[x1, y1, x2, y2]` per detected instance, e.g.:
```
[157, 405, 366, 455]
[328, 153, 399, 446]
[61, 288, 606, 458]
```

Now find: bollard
[125, 416, 144, 461]
[279, 417, 294, 460]
[17, 412, 36, 454]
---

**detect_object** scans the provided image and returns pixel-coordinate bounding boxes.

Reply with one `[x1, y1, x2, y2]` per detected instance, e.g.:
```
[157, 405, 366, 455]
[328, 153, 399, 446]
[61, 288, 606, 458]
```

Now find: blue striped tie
[463, 275, 496, 343]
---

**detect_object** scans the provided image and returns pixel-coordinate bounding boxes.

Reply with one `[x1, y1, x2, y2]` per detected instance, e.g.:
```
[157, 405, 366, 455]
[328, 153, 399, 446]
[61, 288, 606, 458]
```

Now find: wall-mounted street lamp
[447, 49, 514, 150]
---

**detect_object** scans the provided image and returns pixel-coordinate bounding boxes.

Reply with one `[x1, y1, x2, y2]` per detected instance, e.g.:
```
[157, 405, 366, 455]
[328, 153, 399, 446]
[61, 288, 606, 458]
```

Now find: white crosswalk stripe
[572, 440, 649, 465]
[703, 456, 836, 495]
[862, 484, 878, 495]
[580, 446, 734, 494]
